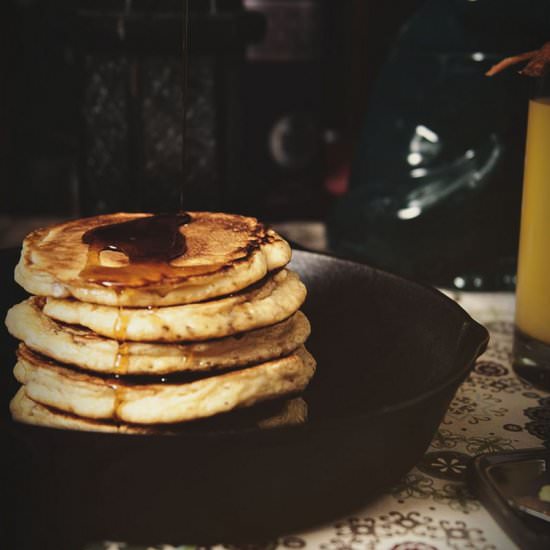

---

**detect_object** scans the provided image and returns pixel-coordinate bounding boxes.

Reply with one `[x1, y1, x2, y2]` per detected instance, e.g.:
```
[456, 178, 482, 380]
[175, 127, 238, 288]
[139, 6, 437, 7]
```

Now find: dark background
[0, 0, 422, 220]
[1, 0, 548, 288]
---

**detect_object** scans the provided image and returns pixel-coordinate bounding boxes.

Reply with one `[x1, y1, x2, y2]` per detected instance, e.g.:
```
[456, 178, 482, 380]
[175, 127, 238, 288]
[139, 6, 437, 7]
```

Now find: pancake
[15, 212, 291, 307]
[6, 298, 311, 375]
[42, 269, 306, 342]
[10, 387, 151, 434]
[14, 345, 316, 424]
[10, 388, 308, 434]
[9, 210, 316, 434]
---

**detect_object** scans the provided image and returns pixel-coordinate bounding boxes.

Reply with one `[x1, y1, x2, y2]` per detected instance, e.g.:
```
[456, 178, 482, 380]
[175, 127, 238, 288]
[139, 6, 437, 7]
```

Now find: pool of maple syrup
[79, 213, 193, 287]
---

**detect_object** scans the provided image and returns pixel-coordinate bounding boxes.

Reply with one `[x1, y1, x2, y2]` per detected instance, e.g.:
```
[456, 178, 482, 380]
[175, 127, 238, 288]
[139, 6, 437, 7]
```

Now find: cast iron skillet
[0, 247, 488, 549]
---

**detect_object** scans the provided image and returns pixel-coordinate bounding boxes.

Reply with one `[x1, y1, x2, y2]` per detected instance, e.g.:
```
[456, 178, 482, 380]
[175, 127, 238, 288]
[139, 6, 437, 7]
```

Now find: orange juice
[515, 97, 550, 344]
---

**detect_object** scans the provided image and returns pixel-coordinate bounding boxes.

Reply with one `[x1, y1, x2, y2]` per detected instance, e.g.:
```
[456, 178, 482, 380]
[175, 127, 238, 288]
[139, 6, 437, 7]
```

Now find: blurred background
[1, 0, 549, 289]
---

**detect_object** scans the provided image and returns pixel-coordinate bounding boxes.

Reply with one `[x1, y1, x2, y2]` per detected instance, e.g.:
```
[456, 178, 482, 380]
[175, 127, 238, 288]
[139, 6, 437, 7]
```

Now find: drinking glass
[512, 71, 550, 390]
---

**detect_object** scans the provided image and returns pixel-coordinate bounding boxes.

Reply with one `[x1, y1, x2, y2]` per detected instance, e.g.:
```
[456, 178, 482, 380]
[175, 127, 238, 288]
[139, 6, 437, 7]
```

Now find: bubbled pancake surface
[42, 270, 306, 342]
[6, 298, 311, 375]
[15, 212, 291, 307]
[14, 345, 316, 425]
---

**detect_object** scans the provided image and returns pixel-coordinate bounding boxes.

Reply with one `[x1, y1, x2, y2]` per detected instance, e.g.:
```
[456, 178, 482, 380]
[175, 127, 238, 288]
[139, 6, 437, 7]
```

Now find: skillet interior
[0, 248, 488, 548]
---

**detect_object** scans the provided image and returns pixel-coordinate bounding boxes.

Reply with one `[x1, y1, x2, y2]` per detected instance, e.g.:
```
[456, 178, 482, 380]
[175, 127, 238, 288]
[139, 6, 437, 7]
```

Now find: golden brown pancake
[42, 269, 306, 342]
[15, 212, 291, 307]
[6, 298, 311, 375]
[14, 345, 316, 424]
[10, 388, 151, 434]
[10, 388, 308, 434]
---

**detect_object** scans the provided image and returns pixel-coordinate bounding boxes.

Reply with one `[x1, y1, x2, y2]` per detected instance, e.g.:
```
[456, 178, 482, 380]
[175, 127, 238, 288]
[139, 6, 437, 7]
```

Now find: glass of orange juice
[513, 71, 550, 390]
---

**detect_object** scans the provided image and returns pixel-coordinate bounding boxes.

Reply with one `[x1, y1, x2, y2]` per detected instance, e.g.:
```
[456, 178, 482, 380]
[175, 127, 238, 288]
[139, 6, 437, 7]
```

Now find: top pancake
[15, 212, 291, 307]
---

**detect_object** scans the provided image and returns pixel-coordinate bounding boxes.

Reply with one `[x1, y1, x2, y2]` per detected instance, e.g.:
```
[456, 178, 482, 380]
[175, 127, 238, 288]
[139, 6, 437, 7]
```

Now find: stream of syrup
[80, 1, 193, 288]
[82, 1, 192, 385]
[180, 0, 190, 210]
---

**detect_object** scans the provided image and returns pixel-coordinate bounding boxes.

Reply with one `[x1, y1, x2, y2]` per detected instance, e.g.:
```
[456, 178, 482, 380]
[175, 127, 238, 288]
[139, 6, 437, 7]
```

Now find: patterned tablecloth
[91, 291, 550, 550]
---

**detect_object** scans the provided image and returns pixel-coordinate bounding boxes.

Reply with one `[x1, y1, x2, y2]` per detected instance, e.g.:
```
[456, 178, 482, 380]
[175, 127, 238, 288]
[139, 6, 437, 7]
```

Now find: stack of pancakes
[6, 212, 315, 433]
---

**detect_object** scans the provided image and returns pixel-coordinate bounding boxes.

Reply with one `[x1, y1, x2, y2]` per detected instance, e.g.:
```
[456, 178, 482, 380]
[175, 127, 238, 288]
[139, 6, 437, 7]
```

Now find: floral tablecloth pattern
[91, 292, 550, 550]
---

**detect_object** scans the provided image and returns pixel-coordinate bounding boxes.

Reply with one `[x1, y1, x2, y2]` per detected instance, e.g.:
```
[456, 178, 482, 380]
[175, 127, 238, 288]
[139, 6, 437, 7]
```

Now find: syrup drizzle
[110, 378, 124, 420]
[114, 342, 130, 375]
[180, 0, 190, 211]
[79, 3, 197, 288]
[114, 306, 131, 341]
[91, 3, 193, 422]
[113, 308, 129, 384]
